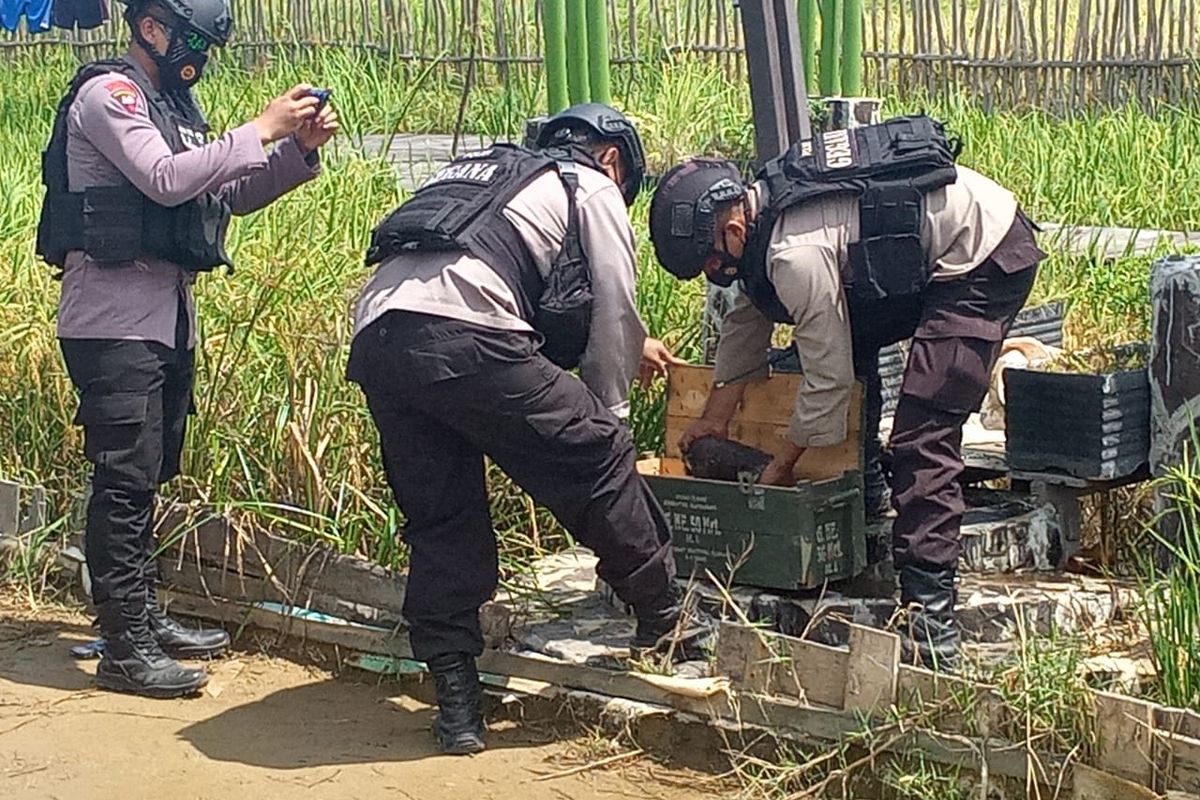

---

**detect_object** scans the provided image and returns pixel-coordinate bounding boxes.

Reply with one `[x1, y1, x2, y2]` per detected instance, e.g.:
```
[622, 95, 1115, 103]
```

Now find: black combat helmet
[648, 158, 747, 280]
[536, 103, 647, 207]
[121, 0, 233, 46]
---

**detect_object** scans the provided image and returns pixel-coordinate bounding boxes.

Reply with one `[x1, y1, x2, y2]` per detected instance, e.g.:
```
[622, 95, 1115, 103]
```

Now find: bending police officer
[348, 104, 709, 755]
[37, 0, 338, 698]
[648, 117, 1046, 670]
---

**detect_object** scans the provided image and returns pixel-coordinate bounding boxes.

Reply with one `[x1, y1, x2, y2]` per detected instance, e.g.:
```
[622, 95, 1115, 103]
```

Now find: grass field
[0, 45, 1195, 573]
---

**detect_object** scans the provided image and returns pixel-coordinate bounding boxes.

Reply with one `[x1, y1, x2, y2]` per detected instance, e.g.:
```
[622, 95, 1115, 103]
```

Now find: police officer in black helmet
[38, 0, 336, 698]
[349, 103, 713, 755]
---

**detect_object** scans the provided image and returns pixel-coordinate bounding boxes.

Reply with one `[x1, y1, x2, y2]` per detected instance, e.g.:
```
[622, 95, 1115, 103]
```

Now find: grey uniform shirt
[353, 166, 648, 418]
[713, 165, 1019, 448]
[56, 62, 321, 350]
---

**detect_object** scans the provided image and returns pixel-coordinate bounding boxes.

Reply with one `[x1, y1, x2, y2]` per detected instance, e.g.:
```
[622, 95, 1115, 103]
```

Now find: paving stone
[510, 547, 1136, 666]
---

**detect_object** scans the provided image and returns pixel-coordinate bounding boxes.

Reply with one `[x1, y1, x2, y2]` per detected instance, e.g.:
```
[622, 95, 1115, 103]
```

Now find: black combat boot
[427, 653, 486, 755]
[94, 594, 209, 699]
[146, 584, 230, 660]
[631, 583, 717, 663]
[899, 563, 960, 672]
[863, 458, 893, 523]
[143, 536, 231, 659]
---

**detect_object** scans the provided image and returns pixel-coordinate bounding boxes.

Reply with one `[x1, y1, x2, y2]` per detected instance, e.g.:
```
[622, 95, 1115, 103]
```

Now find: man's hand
[679, 417, 728, 453]
[639, 337, 688, 388]
[759, 442, 806, 487]
[253, 85, 320, 145]
[295, 104, 339, 155]
[679, 381, 746, 453]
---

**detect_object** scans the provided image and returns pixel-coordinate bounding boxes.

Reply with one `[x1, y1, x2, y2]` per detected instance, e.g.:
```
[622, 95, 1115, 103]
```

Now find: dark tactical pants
[347, 311, 676, 662]
[851, 211, 1045, 569]
[60, 325, 194, 606]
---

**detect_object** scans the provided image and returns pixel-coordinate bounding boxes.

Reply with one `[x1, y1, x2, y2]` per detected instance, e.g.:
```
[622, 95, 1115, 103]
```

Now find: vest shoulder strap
[552, 160, 584, 266]
[366, 144, 557, 265]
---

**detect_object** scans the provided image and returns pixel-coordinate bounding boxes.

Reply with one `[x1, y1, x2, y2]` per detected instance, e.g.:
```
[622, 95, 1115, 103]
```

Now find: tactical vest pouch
[82, 186, 145, 262]
[847, 184, 929, 301]
[534, 167, 591, 369]
[168, 192, 234, 271]
[534, 252, 592, 369]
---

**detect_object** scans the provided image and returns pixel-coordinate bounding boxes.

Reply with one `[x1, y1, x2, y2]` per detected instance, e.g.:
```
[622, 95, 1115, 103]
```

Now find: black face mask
[706, 253, 741, 288]
[703, 225, 743, 287]
[141, 20, 211, 90]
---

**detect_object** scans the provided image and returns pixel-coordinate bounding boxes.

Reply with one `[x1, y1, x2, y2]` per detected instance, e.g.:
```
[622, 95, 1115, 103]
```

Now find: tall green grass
[1142, 443, 1200, 709]
[1, 46, 1195, 571]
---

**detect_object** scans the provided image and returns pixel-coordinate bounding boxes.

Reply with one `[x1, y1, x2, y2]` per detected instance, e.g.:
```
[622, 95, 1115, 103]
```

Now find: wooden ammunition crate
[637, 366, 868, 591]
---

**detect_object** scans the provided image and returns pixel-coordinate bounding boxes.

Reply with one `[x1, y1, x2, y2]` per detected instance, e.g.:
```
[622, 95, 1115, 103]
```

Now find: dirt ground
[0, 592, 729, 800]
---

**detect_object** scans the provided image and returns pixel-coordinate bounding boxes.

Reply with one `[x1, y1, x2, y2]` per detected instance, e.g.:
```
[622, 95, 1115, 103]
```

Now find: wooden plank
[0, 480, 19, 537]
[159, 509, 407, 614]
[1094, 690, 1156, 786]
[845, 623, 900, 714]
[167, 587, 1044, 781]
[166, 587, 1064, 785]
[164, 588, 728, 711]
[664, 365, 863, 480]
[714, 621, 775, 692]
[753, 628, 850, 708]
[158, 555, 404, 629]
[1073, 763, 1159, 799]
[164, 588, 413, 658]
[1164, 735, 1200, 795]
[634, 457, 689, 478]
[715, 623, 848, 707]
[667, 365, 863, 432]
[1158, 706, 1200, 741]
[897, 663, 1008, 734]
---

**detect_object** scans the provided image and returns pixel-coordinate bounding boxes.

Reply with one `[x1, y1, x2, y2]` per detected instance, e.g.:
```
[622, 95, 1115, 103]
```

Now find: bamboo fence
[2, 0, 1197, 112]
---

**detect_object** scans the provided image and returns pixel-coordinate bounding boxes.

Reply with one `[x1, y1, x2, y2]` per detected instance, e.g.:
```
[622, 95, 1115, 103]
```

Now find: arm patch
[103, 79, 144, 115]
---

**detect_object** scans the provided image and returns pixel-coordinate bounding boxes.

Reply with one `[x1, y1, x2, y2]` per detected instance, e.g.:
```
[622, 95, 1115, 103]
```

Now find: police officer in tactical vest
[348, 104, 712, 755]
[37, 0, 337, 698]
[648, 116, 1046, 670]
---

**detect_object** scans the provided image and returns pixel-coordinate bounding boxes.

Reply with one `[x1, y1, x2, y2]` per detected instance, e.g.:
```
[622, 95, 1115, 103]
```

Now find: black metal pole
[737, 0, 812, 166]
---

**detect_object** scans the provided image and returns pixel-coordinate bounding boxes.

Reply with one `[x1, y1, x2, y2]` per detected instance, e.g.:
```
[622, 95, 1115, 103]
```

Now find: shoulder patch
[103, 79, 144, 115]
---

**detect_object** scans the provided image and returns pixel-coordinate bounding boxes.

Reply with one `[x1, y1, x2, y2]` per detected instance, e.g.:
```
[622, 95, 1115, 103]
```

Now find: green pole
[585, 0, 612, 105]
[565, 0, 591, 104]
[543, 0, 569, 113]
[818, 0, 842, 96]
[798, 0, 820, 95]
[841, 0, 863, 95]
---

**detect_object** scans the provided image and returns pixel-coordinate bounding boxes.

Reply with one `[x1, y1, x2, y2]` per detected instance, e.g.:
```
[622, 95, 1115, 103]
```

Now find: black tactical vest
[366, 143, 596, 369]
[740, 115, 961, 323]
[36, 57, 234, 273]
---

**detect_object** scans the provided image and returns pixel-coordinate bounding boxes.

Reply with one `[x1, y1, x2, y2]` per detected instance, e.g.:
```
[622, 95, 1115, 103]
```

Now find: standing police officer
[349, 104, 709, 755]
[37, 0, 337, 698]
[648, 117, 1046, 671]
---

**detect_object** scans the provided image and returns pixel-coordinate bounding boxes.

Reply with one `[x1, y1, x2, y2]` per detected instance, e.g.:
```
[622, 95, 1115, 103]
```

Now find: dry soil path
[0, 594, 726, 800]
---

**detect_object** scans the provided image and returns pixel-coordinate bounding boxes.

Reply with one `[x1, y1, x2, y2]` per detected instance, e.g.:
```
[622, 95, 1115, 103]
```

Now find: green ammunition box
[638, 364, 868, 591]
[639, 462, 867, 590]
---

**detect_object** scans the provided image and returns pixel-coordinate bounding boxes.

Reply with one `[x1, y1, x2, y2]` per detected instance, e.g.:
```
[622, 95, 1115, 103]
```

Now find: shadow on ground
[0, 604, 565, 768]
[178, 677, 563, 769]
